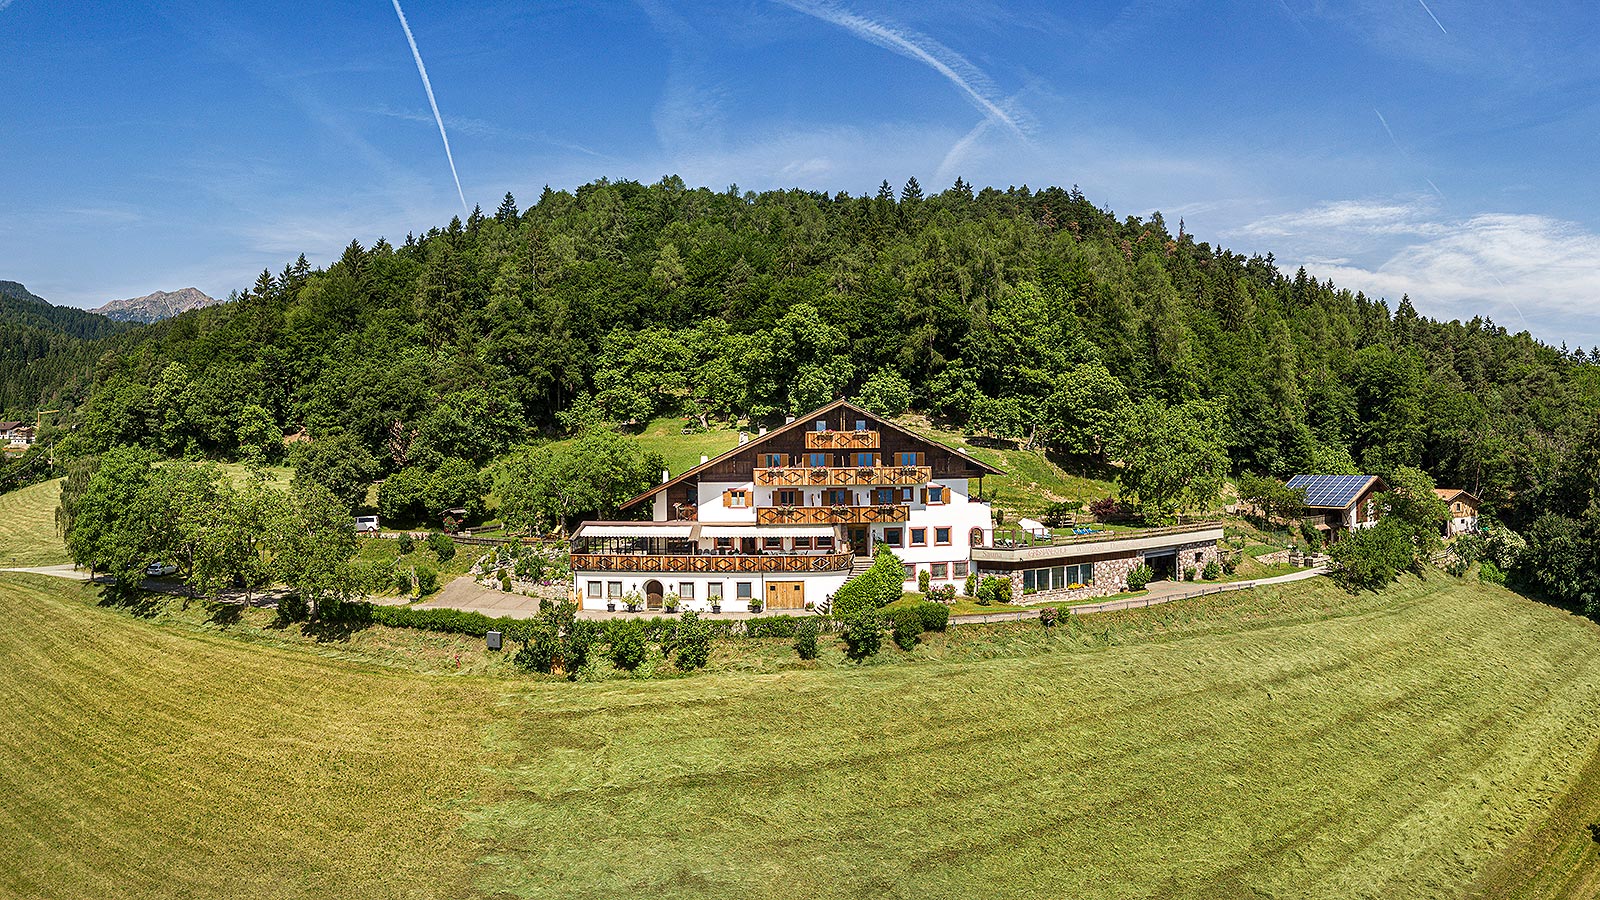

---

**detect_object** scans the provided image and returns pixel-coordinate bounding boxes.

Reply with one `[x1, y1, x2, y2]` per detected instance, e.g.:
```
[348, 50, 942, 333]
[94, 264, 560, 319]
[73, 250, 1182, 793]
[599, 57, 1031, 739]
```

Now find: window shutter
[722, 489, 732, 506]
[920, 487, 928, 504]
[916, 452, 926, 467]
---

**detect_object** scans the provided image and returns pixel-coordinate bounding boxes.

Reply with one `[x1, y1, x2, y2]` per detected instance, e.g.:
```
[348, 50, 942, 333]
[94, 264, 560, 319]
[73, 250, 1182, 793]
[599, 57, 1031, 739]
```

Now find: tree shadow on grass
[209, 603, 244, 628]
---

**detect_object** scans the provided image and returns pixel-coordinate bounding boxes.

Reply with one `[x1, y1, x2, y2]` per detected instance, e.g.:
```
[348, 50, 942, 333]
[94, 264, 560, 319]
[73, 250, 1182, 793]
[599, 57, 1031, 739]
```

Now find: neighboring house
[1433, 488, 1481, 537]
[1286, 474, 1387, 539]
[569, 400, 1003, 613]
[0, 422, 35, 456]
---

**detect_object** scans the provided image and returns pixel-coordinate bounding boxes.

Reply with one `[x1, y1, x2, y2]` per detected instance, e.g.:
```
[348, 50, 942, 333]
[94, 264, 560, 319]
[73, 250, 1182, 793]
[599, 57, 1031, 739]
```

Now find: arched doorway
[644, 580, 664, 610]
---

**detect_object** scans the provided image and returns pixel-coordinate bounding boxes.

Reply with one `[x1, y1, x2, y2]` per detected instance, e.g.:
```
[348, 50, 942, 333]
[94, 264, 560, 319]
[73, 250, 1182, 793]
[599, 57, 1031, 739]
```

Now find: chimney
[738, 432, 750, 445]
[759, 426, 768, 436]
[700, 454, 709, 464]
[661, 468, 670, 484]
[785, 416, 795, 424]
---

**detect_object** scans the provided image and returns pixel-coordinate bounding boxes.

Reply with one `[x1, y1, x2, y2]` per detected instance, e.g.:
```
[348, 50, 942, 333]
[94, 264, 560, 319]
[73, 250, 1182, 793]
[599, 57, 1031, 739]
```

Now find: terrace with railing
[756, 504, 909, 525]
[803, 429, 879, 450]
[753, 465, 931, 487]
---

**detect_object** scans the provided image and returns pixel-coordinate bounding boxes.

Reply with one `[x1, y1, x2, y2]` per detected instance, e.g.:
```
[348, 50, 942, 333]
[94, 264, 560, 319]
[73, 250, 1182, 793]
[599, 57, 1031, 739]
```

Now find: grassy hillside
[0, 477, 68, 566]
[6, 568, 1600, 898]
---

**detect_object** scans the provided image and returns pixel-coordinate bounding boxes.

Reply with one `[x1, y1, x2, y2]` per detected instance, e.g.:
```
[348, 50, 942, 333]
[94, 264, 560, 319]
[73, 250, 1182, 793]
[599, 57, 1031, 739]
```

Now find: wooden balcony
[754, 465, 931, 487]
[804, 429, 879, 450]
[570, 551, 854, 574]
[757, 504, 908, 525]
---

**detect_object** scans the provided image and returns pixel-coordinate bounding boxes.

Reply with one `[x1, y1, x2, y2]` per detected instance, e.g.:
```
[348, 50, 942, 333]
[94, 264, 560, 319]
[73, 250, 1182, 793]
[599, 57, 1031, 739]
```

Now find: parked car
[354, 516, 380, 533]
[145, 562, 179, 577]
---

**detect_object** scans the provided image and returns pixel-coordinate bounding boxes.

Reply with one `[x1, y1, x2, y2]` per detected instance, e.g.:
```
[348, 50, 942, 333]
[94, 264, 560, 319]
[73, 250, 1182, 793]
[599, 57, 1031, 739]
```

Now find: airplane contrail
[776, 0, 1028, 139]
[1374, 108, 1400, 147]
[391, 0, 468, 215]
[1415, 0, 1448, 33]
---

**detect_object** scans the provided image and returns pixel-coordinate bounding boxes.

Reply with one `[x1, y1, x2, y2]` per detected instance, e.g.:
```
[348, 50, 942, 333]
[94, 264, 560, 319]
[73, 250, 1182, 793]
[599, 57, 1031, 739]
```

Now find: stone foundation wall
[1170, 539, 1221, 578]
[1003, 538, 1223, 605]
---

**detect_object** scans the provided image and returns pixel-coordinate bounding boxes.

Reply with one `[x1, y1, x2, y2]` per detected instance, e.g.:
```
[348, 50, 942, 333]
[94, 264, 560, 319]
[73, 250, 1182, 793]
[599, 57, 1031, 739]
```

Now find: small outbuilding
[1433, 488, 1481, 537]
[1287, 474, 1386, 540]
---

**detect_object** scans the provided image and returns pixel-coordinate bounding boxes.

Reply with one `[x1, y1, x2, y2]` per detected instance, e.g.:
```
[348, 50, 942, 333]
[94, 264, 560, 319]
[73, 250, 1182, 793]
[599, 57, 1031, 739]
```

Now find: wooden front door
[766, 581, 805, 609]
[644, 580, 664, 610]
[847, 527, 869, 554]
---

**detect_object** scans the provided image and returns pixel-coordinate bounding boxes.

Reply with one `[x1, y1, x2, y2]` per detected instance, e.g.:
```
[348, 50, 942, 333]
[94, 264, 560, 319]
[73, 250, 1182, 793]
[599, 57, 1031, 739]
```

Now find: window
[855, 419, 868, 431]
[874, 487, 896, 505]
[763, 536, 783, 551]
[935, 527, 951, 545]
[899, 451, 919, 467]
[827, 489, 851, 506]
[970, 527, 985, 547]
[727, 489, 749, 508]
[708, 582, 723, 600]
[777, 489, 799, 506]
[1195, 552, 1204, 564]
[679, 583, 695, 600]
[816, 535, 835, 550]
[736, 582, 753, 599]
[607, 581, 623, 598]
[901, 487, 914, 502]
[903, 564, 916, 580]
[953, 561, 969, 577]
[809, 452, 828, 467]
[814, 420, 827, 431]
[793, 536, 813, 550]
[715, 536, 733, 550]
[762, 453, 787, 468]
[926, 485, 946, 504]
[911, 527, 927, 546]
[856, 451, 876, 467]
[932, 562, 948, 579]
[883, 527, 903, 546]
[1022, 564, 1092, 593]
[587, 581, 602, 598]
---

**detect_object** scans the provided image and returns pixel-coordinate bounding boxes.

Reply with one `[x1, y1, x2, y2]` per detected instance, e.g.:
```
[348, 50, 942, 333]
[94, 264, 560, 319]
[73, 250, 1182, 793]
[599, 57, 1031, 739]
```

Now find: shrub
[840, 613, 883, 661]
[1202, 560, 1221, 580]
[1039, 607, 1060, 628]
[747, 596, 763, 613]
[499, 573, 512, 592]
[963, 571, 977, 597]
[1040, 501, 1079, 527]
[1221, 555, 1238, 576]
[396, 532, 414, 554]
[1444, 557, 1469, 578]
[1127, 564, 1153, 592]
[1183, 566, 1196, 582]
[1090, 497, 1134, 523]
[1299, 520, 1322, 550]
[745, 616, 799, 638]
[1478, 560, 1507, 585]
[608, 620, 649, 672]
[793, 617, 821, 660]
[663, 593, 680, 612]
[1329, 518, 1416, 592]
[415, 566, 439, 596]
[917, 569, 931, 593]
[833, 545, 905, 619]
[428, 532, 456, 562]
[974, 575, 1012, 605]
[916, 602, 949, 633]
[673, 610, 712, 670]
[394, 568, 415, 594]
[277, 593, 309, 623]
[889, 607, 922, 650]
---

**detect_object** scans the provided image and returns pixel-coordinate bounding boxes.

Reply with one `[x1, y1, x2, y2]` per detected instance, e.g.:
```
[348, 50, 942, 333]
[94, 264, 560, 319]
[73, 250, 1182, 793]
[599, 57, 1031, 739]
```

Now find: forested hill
[24, 177, 1600, 530]
[0, 281, 137, 415]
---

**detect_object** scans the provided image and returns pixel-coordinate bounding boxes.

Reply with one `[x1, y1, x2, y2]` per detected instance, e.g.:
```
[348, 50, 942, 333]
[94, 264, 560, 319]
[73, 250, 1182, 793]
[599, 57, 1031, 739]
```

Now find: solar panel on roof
[1287, 474, 1372, 509]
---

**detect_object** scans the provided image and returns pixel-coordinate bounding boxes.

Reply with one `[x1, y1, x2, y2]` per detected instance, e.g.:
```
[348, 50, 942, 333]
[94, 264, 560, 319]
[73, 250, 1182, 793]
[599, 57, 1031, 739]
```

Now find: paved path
[948, 567, 1329, 625]
[0, 564, 92, 581]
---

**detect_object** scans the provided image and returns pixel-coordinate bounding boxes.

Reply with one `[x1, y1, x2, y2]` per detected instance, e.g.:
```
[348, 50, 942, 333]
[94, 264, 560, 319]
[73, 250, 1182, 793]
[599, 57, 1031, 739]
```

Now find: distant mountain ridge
[0, 280, 129, 341]
[92, 287, 219, 323]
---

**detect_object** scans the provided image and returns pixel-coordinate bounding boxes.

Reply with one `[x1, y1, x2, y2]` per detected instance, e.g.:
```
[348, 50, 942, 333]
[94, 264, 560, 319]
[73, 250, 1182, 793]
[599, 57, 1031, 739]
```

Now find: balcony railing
[570, 550, 854, 574]
[754, 465, 931, 487]
[757, 504, 908, 525]
[804, 430, 879, 450]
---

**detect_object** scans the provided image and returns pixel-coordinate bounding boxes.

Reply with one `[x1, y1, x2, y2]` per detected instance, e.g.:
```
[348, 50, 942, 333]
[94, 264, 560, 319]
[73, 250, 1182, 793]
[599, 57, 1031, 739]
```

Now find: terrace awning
[699, 524, 837, 539]
[576, 523, 695, 539]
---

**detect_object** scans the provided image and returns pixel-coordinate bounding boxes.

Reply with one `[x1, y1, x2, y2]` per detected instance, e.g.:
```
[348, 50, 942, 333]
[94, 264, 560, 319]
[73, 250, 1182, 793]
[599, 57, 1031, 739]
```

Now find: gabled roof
[1287, 474, 1384, 510]
[1433, 488, 1480, 505]
[0, 422, 22, 432]
[620, 399, 1005, 510]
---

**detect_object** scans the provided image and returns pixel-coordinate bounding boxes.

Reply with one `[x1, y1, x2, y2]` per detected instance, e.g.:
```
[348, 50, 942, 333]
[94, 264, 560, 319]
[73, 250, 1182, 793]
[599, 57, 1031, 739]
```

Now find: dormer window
[815, 420, 827, 431]
[854, 419, 867, 431]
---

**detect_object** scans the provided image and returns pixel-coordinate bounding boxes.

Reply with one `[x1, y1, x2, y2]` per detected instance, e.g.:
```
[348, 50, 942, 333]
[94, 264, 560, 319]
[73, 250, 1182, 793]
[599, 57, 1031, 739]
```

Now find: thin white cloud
[1242, 200, 1600, 343]
[1415, 0, 1448, 34]
[390, 0, 469, 215]
[775, 0, 1030, 139]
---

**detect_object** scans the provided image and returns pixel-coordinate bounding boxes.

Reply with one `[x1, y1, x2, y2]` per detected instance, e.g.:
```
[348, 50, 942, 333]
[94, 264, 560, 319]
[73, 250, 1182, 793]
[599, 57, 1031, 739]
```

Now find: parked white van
[354, 516, 380, 533]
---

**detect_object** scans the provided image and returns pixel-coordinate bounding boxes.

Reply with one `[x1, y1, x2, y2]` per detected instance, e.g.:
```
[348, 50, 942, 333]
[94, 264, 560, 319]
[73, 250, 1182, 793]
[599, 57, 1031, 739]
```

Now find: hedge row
[320, 602, 840, 642]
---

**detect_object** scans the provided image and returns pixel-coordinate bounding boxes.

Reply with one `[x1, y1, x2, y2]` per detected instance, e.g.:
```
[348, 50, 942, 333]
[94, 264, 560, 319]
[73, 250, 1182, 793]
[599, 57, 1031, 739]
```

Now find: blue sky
[2, 0, 1596, 347]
